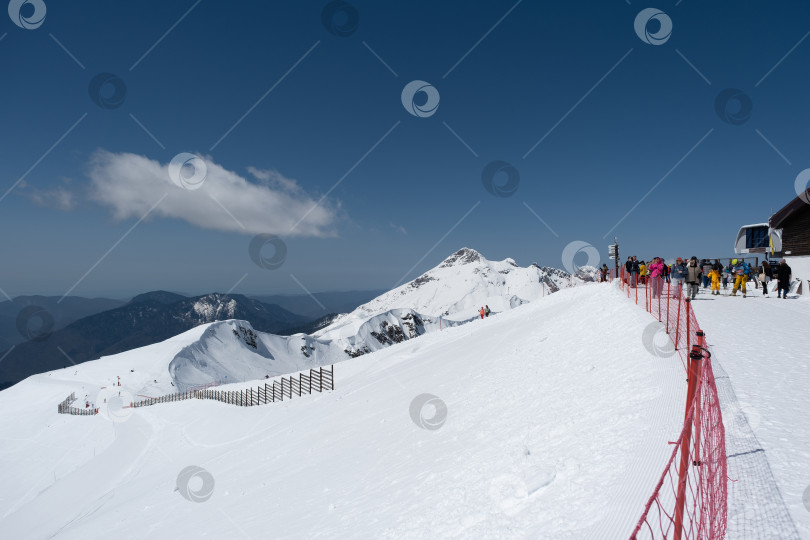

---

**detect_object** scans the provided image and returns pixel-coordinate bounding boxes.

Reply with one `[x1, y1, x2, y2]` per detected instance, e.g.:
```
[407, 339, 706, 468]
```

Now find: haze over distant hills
[249, 290, 385, 319]
[0, 296, 126, 351]
[0, 292, 311, 390]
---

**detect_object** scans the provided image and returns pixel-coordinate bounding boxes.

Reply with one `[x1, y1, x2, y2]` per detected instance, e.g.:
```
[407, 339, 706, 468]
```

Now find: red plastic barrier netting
[617, 268, 728, 539]
[619, 269, 703, 372]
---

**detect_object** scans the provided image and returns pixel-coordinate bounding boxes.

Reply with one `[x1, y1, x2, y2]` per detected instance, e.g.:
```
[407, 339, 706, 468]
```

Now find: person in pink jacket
[648, 257, 665, 299]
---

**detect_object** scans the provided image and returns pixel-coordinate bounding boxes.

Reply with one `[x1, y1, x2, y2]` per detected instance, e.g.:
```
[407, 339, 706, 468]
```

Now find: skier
[776, 259, 792, 299]
[484, 305, 491, 317]
[707, 265, 721, 296]
[479, 307, 485, 319]
[730, 259, 752, 297]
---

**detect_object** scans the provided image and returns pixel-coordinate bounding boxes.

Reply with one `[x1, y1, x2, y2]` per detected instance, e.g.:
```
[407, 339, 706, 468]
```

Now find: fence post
[657, 278, 662, 322]
[645, 278, 648, 312]
[666, 281, 671, 333]
[673, 342, 703, 540]
[693, 331, 705, 467]
[675, 293, 682, 349]
[685, 298, 692, 353]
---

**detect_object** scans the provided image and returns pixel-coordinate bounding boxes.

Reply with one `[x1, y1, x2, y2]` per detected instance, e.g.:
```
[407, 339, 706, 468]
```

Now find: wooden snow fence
[57, 392, 98, 415]
[130, 365, 335, 409]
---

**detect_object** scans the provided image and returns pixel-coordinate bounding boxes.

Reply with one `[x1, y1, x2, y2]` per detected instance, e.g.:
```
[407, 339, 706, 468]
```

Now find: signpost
[608, 240, 619, 280]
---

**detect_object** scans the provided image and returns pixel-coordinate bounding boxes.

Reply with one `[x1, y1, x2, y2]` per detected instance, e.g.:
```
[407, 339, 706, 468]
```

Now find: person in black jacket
[625, 257, 633, 285]
[759, 260, 773, 296]
[776, 260, 792, 299]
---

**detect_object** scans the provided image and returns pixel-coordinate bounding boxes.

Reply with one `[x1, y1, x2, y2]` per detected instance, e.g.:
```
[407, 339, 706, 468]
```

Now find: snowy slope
[0, 283, 687, 539]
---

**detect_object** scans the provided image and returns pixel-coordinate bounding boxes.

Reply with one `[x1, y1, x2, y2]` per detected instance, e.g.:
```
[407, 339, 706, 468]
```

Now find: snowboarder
[776, 259, 792, 299]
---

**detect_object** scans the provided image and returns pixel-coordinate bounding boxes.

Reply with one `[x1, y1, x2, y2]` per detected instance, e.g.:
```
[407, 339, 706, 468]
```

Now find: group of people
[625, 256, 793, 300]
[624, 256, 669, 295]
[479, 305, 491, 319]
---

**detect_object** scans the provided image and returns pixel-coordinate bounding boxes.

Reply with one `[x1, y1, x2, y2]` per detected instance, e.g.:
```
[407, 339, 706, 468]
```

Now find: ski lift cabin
[733, 223, 780, 258]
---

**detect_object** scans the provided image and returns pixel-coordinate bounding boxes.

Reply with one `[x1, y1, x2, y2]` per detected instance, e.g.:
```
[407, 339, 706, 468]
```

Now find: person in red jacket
[479, 307, 485, 319]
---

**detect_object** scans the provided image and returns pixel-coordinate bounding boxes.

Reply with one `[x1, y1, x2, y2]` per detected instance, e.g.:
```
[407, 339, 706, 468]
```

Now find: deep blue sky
[1, 1, 809, 298]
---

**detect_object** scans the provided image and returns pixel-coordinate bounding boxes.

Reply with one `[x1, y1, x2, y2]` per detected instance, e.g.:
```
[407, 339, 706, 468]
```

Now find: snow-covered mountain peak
[313, 248, 591, 347]
[192, 294, 238, 319]
[439, 247, 482, 267]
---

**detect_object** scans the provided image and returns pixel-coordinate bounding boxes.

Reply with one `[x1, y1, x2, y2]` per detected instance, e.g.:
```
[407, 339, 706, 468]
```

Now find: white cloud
[246, 166, 303, 194]
[390, 223, 407, 235]
[17, 180, 77, 211]
[87, 151, 338, 237]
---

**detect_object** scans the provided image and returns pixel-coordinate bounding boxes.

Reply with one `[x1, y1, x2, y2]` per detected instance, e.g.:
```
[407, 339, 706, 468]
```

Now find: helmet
[732, 259, 738, 264]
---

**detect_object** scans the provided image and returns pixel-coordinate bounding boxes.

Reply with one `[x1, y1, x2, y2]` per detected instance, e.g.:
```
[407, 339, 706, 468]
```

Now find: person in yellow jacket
[639, 261, 647, 285]
[707, 266, 721, 296]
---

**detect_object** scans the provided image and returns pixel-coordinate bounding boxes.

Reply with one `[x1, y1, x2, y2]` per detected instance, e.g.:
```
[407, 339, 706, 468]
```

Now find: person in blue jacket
[730, 258, 752, 297]
[670, 257, 688, 297]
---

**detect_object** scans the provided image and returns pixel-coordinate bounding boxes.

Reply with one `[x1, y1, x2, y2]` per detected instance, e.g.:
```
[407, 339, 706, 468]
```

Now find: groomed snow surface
[0, 284, 690, 539]
[690, 285, 810, 538]
[1, 279, 807, 538]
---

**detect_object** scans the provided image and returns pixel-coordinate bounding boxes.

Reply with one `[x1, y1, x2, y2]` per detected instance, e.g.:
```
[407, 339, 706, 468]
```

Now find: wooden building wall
[782, 204, 810, 256]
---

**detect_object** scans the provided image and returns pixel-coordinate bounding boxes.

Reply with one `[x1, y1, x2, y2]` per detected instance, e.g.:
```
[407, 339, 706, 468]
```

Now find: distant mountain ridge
[1, 249, 598, 391]
[131, 248, 599, 392]
[0, 293, 309, 390]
